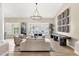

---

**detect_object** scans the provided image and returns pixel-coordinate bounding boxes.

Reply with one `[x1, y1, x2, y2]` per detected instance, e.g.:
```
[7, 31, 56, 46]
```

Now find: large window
[28, 23, 49, 35]
[5, 23, 20, 35]
[12, 25, 19, 34]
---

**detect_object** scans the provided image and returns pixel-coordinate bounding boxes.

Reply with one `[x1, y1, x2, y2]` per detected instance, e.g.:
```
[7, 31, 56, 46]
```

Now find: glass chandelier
[31, 3, 42, 20]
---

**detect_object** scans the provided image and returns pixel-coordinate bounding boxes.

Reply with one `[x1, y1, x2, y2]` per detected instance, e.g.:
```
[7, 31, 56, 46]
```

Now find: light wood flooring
[6, 38, 76, 56]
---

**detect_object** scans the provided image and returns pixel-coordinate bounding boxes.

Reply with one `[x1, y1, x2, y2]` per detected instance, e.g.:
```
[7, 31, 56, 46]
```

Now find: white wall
[0, 4, 4, 40]
[54, 3, 79, 48]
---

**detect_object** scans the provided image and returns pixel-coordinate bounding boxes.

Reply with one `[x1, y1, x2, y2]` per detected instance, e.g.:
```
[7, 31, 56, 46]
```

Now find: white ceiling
[3, 3, 63, 18]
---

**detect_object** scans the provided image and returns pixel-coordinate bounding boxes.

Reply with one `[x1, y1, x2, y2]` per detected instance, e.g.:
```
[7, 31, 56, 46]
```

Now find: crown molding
[4, 17, 54, 20]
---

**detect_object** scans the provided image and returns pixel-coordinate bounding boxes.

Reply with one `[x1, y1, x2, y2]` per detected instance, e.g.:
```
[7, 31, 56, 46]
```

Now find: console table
[52, 33, 71, 46]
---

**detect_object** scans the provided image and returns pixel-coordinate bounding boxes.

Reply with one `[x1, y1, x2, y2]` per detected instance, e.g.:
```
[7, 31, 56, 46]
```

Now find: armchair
[14, 36, 22, 46]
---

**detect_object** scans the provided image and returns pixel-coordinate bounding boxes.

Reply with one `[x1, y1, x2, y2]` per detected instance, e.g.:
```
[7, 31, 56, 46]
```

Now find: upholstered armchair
[14, 36, 22, 46]
[19, 34, 27, 39]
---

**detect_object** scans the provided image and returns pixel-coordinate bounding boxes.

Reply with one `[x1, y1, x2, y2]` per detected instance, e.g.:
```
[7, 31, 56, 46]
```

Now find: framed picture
[66, 17, 69, 24]
[66, 25, 69, 32]
[67, 9, 69, 16]
[58, 27, 61, 31]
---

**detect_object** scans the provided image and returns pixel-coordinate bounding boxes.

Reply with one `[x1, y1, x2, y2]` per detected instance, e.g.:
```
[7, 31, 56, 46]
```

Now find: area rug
[14, 46, 55, 52]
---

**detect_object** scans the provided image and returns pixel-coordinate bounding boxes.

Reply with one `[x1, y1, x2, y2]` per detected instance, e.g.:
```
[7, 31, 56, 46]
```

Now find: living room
[0, 2, 79, 56]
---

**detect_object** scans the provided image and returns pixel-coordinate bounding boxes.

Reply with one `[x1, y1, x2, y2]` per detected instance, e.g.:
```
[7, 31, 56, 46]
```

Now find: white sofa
[20, 39, 50, 51]
[0, 41, 9, 56]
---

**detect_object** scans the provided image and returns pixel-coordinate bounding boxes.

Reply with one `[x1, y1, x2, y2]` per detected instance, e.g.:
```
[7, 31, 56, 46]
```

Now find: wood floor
[6, 39, 76, 56]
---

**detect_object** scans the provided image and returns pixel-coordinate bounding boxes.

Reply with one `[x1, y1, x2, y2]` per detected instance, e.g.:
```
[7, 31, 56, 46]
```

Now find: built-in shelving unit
[57, 8, 70, 32]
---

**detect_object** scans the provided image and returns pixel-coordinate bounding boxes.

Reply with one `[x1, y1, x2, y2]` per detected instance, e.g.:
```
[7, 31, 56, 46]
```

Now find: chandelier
[31, 3, 42, 20]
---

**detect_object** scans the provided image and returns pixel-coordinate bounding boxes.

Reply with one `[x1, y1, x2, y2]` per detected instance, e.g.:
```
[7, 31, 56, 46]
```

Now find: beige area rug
[14, 46, 54, 52]
[14, 46, 50, 56]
